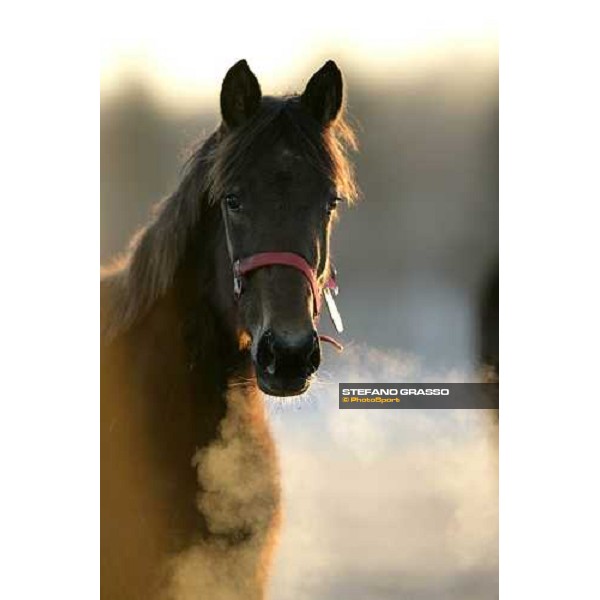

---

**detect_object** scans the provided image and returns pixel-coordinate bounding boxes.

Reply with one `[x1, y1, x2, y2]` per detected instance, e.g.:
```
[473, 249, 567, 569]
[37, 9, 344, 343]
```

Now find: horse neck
[126, 249, 241, 397]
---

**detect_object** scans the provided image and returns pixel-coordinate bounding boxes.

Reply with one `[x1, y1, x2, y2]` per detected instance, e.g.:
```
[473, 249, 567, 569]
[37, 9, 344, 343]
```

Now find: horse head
[210, 60, 357, 396]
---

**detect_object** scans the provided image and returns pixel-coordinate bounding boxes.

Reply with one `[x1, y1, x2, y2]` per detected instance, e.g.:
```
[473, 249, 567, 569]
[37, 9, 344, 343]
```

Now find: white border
[1, 1, 599, 598]
[501, 1, 600, 597]
[0, 3, 99, 598]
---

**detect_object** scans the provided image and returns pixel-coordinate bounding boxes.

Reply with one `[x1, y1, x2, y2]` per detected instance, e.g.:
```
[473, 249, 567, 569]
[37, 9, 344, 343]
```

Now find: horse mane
[101, 95, 358, 341]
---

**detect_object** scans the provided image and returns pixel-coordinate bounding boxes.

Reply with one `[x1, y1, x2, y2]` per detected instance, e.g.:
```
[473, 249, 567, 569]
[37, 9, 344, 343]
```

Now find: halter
[233, 252, 323, 313]
[221, 205, 344, 351]
[232, 252, 344, 350]
[221, 202, 344, 352]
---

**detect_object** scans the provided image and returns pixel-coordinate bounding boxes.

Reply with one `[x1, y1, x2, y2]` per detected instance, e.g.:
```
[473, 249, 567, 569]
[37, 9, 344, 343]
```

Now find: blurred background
[101, 2, 498, 598]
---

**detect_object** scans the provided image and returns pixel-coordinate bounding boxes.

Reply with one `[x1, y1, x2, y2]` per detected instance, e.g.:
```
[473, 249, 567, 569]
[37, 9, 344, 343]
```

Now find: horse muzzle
[253, 328, 321, 396]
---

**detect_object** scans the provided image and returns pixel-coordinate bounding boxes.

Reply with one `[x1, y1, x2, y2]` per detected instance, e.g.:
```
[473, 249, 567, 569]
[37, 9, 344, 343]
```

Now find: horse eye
[224, 194, 242, 211]
[326, 196, 341, 214]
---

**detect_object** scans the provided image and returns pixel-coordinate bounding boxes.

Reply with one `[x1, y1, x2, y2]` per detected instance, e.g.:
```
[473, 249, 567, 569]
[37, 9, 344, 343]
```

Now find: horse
[100, 59, 358, 599]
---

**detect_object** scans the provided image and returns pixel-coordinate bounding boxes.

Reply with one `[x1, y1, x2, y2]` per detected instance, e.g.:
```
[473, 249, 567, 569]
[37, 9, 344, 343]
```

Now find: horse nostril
[307, 349, 320, 374]
[256, 329, 321, 379]
[256, 330, 276, 374]
[306, 333, 321, 375]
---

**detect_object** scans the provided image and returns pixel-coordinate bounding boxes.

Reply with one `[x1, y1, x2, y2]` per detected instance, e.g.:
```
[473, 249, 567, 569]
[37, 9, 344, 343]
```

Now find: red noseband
[232, 252, 344, 351]
[234, 252, 323, 314]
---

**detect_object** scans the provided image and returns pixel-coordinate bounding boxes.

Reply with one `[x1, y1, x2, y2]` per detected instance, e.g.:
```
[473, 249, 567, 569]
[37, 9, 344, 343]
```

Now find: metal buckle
[233, 260, 243, 299]
[328, 264, 339, 296]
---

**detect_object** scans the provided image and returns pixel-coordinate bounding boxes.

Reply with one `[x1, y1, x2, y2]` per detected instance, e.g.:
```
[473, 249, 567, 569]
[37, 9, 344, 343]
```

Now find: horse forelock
[206, 96, 359, 205]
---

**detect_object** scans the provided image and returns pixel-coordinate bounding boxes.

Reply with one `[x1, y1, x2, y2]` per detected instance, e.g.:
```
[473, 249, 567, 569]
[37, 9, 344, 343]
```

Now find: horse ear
[301, 60, 343, 126]
[220, 59, 262, 129]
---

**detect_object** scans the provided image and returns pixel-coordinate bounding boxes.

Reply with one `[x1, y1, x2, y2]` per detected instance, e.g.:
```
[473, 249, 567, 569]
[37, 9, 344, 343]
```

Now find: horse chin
[255, 373, 312, 397]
